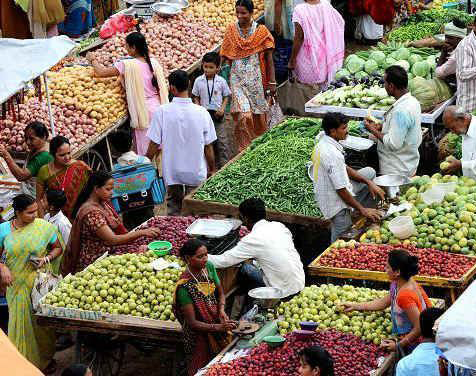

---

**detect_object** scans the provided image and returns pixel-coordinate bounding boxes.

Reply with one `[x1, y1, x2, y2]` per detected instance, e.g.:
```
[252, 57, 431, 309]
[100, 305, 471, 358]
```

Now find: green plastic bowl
[263, 335, 286, 348]
[148, 241, 172, 256]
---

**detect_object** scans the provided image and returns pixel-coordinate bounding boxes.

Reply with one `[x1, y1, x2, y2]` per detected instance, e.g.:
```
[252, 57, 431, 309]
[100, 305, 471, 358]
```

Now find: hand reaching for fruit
[380, 339, 396, 351]
[368, 181, 386, 201]
[440, 156, 461, 173]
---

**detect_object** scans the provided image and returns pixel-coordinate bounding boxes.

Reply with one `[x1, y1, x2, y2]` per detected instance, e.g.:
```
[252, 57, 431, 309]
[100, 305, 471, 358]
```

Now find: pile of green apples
[361, 174, 476, 255]
[43, 252, 185, 321]
[276, 284, 393, 344]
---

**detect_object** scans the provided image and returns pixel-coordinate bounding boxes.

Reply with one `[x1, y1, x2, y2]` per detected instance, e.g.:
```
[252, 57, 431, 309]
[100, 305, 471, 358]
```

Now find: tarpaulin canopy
[0, 36, 75, 103]
[436, 280, 476, 370]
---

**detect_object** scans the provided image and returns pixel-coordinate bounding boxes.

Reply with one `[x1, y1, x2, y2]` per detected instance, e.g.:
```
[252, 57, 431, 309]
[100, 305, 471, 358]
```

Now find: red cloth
[364, 0, 395, 25]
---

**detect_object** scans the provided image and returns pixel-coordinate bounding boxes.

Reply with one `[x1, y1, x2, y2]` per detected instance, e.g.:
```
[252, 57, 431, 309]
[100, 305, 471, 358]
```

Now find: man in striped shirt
[455, 20, 476, 112]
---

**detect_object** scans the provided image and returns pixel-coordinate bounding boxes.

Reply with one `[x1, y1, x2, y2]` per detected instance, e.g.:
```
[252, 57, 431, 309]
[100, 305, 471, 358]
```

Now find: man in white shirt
[313, 113, 384, 242]
[146, 70, 217, 215]
[455, 19, 476, 112]
[366, 65, 422, 177]
[442, 106, 476, 179]
[44, 189, 71, 244]
[208, 198, 305, 300]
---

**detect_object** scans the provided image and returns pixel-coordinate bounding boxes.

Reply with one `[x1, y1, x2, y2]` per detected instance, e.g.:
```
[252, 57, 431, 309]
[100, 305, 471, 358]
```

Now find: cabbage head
[394, 60, 411, 71]
[369, 51, 386, 67]
[335, 69, 350, 81]
[409, 54, 422, 65]
[344, 54, 359, 67]
[364, 59, 379, 74]
[385, 57, 397, 68]
[396, 47, 410, 61]
[355, 71, 369, 80]
[346, 57, 365, 74]
[411, 61, 430, 77]
[408, 72, 414, 80]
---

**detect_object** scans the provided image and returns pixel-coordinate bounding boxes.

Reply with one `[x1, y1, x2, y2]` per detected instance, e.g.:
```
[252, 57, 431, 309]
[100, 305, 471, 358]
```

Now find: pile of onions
[0, 99, 96, 153]
[90, 14, 223, 73]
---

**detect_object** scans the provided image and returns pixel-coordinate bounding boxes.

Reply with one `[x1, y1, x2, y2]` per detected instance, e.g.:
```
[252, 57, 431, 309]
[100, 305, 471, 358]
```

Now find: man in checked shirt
[455, 18, 476, 112]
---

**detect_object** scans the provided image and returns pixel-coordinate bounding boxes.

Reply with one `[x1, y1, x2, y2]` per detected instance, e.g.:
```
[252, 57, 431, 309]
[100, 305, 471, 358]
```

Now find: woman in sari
[288, 0, 345, 88]
[221, 0, 276, 152]
[0, 194, 64, 374]
[343, 249, 432, 354]
[174, 239, 237, 375]
[61, 171, 160, 275]
[36, 136, 90, 220]
[0, 122, 52, 197]
[86, 32, 169, 156]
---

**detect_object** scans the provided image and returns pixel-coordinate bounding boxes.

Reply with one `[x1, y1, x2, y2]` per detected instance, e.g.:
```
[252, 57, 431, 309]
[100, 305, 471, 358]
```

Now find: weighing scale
[186, 218, 243, 255]
[373, 174, 412, 200]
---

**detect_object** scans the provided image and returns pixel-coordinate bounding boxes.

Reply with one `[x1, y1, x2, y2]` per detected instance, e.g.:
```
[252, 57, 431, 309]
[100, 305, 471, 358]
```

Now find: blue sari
[58, 0, 95, 38]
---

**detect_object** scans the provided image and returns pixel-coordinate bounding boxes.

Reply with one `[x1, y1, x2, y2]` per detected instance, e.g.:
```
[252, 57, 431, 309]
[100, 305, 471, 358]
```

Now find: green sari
[4, 218, 64, 370]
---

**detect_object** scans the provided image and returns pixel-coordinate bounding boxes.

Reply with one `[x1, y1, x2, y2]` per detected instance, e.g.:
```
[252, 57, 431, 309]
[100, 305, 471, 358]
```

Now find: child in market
[44, 189, 72, 245]
[192, 52, 232, 168]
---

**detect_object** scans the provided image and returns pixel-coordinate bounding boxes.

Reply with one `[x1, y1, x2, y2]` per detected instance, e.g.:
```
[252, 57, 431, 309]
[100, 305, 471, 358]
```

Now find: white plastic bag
[31, 259, 62, 312]
[267, 96, 284, 129]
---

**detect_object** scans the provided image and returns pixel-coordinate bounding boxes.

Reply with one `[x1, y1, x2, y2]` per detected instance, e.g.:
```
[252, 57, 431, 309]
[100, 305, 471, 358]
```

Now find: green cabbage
[410, 77, 452, 111]
[411, 61, 430, 77]
[346, 57, 365, 74]
[344, 54, 359, 67]
[394, 60, 411, 71]
[385, 57, 397, 68]
[409, 54, 423, 65]
[408, 72, 414, 80]
[369, 51, 386, 67]
[396, 47, 410, 61]
[355, 71, 369, 80]
[335, 69, 350, 81]
[364, 59, 379, 74]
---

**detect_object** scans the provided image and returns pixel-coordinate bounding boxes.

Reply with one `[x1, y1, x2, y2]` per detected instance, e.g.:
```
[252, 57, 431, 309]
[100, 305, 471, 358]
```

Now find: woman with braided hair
[86, 32, 169, 155]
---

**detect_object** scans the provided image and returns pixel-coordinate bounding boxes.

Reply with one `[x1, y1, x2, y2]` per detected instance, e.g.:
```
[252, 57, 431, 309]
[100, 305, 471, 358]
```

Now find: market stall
[308, 242, 476, 302]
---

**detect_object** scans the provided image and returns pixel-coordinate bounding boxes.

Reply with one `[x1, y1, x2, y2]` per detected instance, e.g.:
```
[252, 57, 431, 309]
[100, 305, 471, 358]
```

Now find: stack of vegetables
[387, 22, 442, 42]
[336, 43, 439, 82]
[185, 0, 264, 32]
[361, 173, 476, 256]
[405, 8, 475, 26]
[193, 118, 365, 218]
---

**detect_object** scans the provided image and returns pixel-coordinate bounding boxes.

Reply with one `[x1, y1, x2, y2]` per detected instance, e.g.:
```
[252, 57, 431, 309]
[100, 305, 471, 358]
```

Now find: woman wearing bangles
[342, 249, 432, 354]
[173, 239, 237, 375]
[221, 0, 276, 152]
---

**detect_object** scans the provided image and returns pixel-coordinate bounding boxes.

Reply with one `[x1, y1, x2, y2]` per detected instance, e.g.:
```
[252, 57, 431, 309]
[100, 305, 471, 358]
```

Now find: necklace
[187, 266, 213, 301]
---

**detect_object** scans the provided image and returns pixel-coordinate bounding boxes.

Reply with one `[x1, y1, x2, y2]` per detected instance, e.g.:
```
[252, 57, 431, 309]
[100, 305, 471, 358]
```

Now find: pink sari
[292, 2, 345, 86]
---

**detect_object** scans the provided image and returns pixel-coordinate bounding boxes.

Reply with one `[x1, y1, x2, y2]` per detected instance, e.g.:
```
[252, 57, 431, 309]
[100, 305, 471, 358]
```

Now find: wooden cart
[182, 147, 330, 228]
[308, 245, 476, 302]
[36, 313, 183, 376]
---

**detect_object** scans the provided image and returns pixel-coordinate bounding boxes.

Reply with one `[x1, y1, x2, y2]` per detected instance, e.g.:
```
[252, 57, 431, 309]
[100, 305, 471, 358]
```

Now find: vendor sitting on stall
[0, 121, 52, 197]
[312, 112, 384, 242]
[343, 249, 432, 353]
[441, 106, 476, 179]
[174, 239, 237, 376]
[60, 171, 160, 275]
[365, 65, 422, 177]
[435, 20, 467, 89]
[207, 198, 305, 301]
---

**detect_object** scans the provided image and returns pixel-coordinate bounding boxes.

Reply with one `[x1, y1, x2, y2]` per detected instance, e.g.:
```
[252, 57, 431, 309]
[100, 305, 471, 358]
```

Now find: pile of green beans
[388, 22, 442, 42]
[194, 132, 322, 218]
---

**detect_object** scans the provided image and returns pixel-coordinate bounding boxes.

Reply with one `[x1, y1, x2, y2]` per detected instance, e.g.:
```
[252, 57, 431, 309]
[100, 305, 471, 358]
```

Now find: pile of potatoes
[46, 66, 127, 132]
[185, 0, 264, 32]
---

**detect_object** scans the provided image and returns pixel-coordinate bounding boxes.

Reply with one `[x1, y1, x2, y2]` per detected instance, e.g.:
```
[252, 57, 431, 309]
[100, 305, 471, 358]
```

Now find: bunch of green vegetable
[194, 118, 323, 217]
[408, 77, 453, 111]
[337, 43, 439, 81]
[405, 8, 474, 26]
[387, 22, 442, 42]
[311, 84, 395, 111]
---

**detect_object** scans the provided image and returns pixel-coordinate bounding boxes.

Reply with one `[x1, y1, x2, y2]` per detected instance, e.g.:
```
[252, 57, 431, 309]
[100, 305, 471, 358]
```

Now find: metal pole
[42, 72, 56, 136]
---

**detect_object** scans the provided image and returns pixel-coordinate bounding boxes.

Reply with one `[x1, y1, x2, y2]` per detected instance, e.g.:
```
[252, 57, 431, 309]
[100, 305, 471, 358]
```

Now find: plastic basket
[148, 241, 172, 256]
[389, 216, 416, 239]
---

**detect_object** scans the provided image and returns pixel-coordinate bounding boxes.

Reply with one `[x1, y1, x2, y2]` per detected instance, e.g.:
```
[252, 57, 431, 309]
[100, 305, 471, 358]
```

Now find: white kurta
[461, 116, 476, 180]
[208, 219, 305, 297]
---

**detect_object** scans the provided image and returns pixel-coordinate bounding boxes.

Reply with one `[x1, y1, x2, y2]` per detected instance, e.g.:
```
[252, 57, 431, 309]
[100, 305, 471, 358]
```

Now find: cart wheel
[77, 333, 125, 376]
[80, 149, 108, 172]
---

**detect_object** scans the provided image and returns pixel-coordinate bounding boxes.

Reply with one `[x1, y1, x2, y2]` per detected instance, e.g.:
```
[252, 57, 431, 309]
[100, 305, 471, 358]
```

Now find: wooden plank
[35, 314, 183, 342]
[308, 245, 476, 288]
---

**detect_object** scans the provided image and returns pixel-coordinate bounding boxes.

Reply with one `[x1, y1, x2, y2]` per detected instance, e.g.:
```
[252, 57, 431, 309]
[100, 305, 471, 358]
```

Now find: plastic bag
[267, 96, 284, 129]
[99, 14, 136, 39]
[31, 259, 62, 312]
